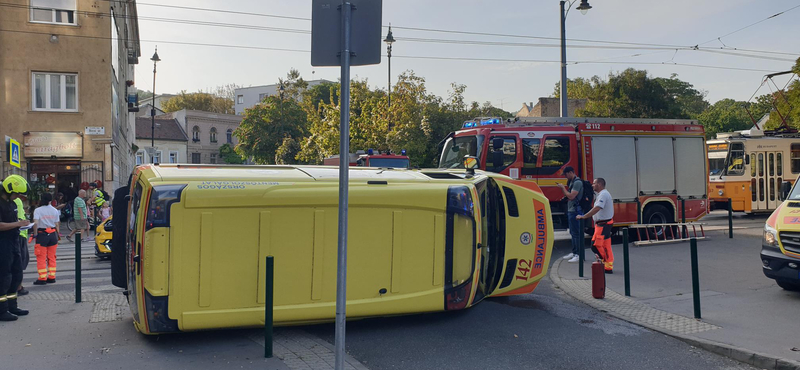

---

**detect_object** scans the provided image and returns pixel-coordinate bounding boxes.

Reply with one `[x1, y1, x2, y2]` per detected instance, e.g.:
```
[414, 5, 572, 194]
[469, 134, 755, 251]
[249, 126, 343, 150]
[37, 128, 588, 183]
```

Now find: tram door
[752, 152, 782, 211]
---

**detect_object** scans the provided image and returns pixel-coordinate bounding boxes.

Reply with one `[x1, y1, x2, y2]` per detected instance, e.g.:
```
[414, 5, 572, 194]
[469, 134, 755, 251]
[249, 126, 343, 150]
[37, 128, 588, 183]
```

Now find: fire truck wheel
[643, 204, 672, 238]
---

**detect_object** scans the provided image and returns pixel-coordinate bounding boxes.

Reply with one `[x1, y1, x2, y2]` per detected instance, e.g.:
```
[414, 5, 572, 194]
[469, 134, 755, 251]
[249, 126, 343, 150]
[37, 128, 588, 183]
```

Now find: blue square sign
[8, 138, 20, 168]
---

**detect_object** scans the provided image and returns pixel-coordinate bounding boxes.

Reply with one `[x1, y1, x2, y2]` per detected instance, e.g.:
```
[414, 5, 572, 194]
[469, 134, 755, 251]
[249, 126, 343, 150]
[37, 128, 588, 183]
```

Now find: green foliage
[234, 96, 307, 164]
[219, 143, 244, 164]
[698, 99, 768, 139]
[555, 69, 708, 119]
[162, 90, 235, 114]
[764, 58, 800, 130]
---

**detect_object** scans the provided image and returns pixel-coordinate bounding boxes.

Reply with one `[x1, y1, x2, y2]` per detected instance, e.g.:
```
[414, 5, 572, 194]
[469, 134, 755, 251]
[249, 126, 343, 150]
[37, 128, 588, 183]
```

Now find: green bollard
[265, 256, 274, 358]
[728, 198, 733, 239]
[578, 218, 584, 278]
[623, 228, 630, 297]
[75, 232, 81, 303]
[690, 238, 701, 319]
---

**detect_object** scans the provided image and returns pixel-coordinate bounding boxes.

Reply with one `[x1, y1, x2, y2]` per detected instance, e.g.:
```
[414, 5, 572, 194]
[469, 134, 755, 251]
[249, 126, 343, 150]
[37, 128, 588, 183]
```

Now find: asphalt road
[303, 236, 757, 370]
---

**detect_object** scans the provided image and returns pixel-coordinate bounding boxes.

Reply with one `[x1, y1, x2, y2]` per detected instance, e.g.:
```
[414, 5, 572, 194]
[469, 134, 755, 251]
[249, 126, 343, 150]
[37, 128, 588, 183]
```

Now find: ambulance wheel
[643, 204, 671, 238]
[776, 280, 800, 291]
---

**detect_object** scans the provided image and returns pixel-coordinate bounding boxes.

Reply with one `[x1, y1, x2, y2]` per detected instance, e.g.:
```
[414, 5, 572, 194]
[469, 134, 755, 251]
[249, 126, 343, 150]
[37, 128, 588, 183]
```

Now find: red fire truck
[323, 149, 410, 168]
[439, 117, 708, 230]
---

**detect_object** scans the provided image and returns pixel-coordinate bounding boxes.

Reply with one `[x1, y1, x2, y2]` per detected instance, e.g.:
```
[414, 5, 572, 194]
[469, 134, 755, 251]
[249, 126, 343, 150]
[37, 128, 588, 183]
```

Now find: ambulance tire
[111, 185, 129, 289]
[643, 204, 672, 239]
[776, 280, 800, 291]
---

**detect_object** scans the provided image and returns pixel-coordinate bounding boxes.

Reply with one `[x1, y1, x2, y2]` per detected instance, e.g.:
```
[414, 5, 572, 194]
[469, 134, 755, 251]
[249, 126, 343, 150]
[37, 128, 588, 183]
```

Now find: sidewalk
[2, 293, 368, 370]
[550, 230, 800, 370]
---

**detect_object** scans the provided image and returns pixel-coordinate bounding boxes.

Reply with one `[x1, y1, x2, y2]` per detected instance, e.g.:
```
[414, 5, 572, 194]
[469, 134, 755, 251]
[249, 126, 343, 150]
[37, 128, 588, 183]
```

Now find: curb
[548, 259, 800, 370]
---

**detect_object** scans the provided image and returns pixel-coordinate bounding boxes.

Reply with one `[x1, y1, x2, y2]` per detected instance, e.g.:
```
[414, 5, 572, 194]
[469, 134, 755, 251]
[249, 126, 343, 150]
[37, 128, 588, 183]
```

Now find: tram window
[750, 154, 756, 177]
[769, 153, 775, 177]
[770, 178, 775, 201]
[727, 143, 745, 176]
[777, 153, 783, 176]
[759, 178, 765, 202]
[758, 153, 764, 177]
[751, 179, 757, 202]
[792, 144, 800, 173]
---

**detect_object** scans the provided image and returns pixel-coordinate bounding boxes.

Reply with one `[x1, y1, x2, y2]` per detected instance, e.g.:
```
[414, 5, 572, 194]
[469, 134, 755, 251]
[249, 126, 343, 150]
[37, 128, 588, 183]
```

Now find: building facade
[0, 0, 140, 201]
[134, 117, 188, 165]
[163, 109, 242, 164]
[234, 80, 332, 115]
[516, 98, 588, 118]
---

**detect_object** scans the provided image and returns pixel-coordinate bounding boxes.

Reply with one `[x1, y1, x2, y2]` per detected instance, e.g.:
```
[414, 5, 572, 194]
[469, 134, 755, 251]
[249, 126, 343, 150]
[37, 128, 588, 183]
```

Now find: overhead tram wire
[1, 2, 796, 60]
[77, 1, 800, 56]
[0, 27, 782, 74]
[697, 3, 800, 46]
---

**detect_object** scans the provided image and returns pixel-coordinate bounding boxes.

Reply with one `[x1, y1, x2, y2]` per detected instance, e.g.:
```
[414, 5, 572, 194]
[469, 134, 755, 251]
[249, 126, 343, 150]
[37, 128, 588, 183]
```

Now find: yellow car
[762, 185, 800, 291]
[115, 163, 554, 334]
[94, 216, 112, 260]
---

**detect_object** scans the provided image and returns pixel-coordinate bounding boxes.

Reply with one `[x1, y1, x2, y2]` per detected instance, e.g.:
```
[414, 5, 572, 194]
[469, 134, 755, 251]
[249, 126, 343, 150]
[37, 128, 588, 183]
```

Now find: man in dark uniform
[0, 174, 31, 321]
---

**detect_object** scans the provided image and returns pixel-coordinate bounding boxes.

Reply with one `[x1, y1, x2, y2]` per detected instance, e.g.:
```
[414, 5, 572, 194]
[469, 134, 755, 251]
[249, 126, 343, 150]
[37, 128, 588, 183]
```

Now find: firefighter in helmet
[0, 174, 31, 321]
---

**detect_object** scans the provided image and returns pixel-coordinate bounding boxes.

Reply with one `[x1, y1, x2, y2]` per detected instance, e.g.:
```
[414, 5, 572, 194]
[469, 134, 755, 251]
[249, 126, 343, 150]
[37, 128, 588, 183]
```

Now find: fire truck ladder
[629, 223, 706, 246]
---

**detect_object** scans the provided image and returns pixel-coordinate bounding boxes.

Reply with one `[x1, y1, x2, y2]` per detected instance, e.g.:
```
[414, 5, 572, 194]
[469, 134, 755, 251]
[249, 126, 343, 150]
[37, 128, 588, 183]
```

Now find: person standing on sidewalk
[31, 193, 60, 285]
[0, 174, 31, 321]
[13, 196, 30, 296]
[577, 178, 614, 273]
[66, 189, 89, 243]
[557, 166, 583, 263]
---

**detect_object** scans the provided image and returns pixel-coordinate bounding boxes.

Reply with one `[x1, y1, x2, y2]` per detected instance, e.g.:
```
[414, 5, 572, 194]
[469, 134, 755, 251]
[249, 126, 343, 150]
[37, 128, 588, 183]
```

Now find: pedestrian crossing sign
[8, 138, 20, 168]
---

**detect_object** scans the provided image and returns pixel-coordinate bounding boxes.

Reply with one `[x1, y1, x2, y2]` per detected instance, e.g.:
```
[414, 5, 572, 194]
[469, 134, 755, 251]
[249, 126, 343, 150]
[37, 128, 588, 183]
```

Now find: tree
[698, 99, 764, 139]
[162, 85, 237, 114]
[764, 57, 800, 130]
[275, 136, 302, 164]
[234, 96, 307, 164]
[219, 143, 244, 164]
[554, 69, 708, 119]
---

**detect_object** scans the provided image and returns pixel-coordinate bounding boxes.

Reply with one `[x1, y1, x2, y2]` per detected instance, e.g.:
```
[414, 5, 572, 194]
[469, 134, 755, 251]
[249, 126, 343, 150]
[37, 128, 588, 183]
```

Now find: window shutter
[31, 0, 76, 10]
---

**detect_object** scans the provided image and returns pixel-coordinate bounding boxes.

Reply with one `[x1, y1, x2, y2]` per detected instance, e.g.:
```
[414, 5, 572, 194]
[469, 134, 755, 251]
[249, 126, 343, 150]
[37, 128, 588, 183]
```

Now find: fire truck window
[791, 144, 800, 173]
[487, 137, 516, 173]
[540, 137, 570, 175]
[727, 143, 745, 176]
[521, 139, 540, 175]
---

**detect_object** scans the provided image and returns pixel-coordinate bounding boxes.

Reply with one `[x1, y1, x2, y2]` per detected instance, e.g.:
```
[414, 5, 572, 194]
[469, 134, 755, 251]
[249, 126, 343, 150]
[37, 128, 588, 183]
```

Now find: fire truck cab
[323, 150, 410, 169]
[439, 117, 708, 230]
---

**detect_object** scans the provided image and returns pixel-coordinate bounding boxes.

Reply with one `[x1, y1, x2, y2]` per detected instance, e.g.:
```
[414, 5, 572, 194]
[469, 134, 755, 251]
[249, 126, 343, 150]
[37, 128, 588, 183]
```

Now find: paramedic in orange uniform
[31, 193, 61, 285]
[577, 178, 614, 273]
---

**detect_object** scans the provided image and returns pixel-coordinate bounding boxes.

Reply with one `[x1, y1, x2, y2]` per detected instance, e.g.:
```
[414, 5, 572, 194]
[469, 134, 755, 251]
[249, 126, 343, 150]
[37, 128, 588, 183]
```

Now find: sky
[134, 0, 800, 113]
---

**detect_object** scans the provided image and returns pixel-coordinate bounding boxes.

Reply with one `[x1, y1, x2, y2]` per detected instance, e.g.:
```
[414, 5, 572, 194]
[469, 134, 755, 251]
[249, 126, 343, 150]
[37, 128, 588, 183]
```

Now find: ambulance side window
[521, 138, 540, 175]
[539, 136, 571, 176]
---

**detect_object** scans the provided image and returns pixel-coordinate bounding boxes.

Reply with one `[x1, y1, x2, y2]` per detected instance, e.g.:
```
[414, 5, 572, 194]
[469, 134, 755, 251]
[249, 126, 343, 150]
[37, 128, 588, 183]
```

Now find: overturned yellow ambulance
[115, 164, 553, 334]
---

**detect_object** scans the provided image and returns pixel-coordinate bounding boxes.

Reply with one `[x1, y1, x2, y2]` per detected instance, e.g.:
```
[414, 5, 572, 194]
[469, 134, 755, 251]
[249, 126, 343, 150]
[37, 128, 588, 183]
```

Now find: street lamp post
[150, 46, 161, 162]
[384, 26, 395, 130]
[560, 0, 592, 118]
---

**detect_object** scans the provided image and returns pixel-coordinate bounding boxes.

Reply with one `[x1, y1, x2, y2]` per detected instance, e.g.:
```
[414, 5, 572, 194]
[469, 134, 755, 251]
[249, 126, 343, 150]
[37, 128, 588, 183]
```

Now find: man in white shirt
[577, 178, 614, 273]
[31, 193, 61, 285]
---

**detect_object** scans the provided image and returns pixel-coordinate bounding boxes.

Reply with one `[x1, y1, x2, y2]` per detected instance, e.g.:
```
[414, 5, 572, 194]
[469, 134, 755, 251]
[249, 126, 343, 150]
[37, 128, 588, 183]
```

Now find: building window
[30, 0, 76, 25]
[192, 126, 200, 142]
[210, 127, 218, 143]
[154, 151, 162, 164]
[227, 129, 233, 144]
[32, 72, 78, 111]
[237, 95, 244, 104]
[258, 93, 268, 101]
[169, 151, 178, 163]
[136, 151, 144, 165]
[210, 153, 217, 164]
[192, 153, 201, 164]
